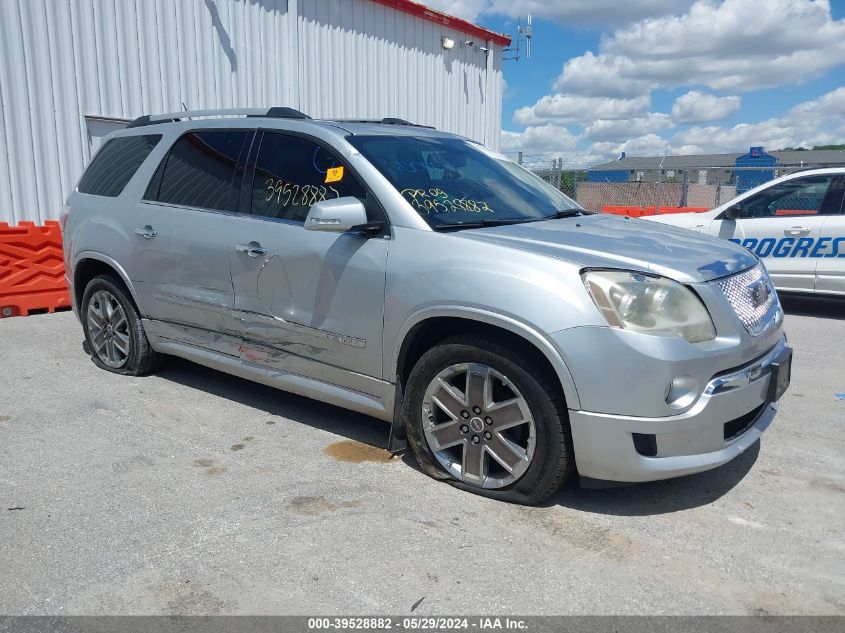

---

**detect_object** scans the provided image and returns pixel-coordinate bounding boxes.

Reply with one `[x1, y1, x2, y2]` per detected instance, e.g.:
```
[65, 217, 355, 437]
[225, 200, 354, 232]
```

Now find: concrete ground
[0, 295, 843, 615]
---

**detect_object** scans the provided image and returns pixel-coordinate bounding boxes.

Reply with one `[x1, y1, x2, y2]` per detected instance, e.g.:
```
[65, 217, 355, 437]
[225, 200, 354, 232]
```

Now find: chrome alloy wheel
[87, 290, 130, 369]
[422, 363, 536, 489]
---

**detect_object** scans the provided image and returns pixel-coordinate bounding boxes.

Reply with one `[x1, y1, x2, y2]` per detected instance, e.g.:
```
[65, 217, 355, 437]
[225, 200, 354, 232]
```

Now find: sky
[423, 0, 845, 168]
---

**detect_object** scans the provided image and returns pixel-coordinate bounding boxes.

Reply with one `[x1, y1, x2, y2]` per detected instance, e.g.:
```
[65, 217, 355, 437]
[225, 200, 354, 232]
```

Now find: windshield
[347, 135, 583, 228]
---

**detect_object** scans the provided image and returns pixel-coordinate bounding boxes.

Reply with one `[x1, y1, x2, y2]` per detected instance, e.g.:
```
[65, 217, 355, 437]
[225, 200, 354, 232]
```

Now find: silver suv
[62, 108, 791, 504]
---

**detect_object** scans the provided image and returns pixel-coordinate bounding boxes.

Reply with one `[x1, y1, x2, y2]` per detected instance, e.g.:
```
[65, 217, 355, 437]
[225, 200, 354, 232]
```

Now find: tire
[403, 334, 574, 505]
[81, 273, 163, 376]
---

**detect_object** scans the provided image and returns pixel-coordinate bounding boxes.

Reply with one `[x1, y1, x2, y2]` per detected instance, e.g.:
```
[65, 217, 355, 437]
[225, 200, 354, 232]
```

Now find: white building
[0, 0, 508, 224]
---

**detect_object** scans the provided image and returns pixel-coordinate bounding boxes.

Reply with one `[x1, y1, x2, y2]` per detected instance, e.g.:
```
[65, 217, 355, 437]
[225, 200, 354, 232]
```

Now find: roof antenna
[504, 14, 532, 62]
[181, 102, 192, 120]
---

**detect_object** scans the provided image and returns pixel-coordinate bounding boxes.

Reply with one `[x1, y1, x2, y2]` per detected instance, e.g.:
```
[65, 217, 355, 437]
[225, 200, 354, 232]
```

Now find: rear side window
[148, 130, 249, 212]
[250, 132, 367, 222]
[77, 135, 161, 197]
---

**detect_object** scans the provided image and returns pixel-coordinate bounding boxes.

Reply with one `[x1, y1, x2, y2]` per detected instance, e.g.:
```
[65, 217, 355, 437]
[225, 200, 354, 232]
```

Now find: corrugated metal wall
[297, 0, 502, 148]
[0, 0, 503, 224]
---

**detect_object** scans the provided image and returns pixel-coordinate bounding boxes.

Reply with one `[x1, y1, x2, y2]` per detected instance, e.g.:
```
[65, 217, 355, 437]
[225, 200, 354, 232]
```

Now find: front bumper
[569, 336, 789, 483]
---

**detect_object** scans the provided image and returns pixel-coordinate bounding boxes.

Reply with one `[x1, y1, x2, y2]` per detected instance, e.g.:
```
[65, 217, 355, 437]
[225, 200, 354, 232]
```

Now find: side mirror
[304, 197, 368, 232]
[723, 204, 741, 221]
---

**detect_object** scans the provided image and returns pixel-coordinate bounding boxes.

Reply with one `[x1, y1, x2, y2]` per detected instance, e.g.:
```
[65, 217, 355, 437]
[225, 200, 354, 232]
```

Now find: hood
[455, 213, 757, 283]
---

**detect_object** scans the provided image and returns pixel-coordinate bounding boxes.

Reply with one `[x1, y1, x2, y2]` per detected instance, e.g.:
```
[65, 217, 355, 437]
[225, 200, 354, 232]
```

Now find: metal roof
[771, 149, 845, 165]
[590, 149, 845, 171]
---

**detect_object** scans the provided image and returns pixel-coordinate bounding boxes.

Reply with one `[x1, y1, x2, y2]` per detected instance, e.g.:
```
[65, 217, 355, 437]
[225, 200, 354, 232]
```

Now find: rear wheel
[81, 274, 163, 376]
[404, 334, 574, 505]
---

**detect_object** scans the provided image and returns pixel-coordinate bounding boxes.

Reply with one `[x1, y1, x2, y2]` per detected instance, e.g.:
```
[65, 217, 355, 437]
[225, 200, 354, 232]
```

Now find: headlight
[582, 270, 716, 343]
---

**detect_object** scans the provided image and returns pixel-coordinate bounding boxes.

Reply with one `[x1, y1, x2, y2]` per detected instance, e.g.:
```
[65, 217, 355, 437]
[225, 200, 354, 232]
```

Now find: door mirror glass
[304, 197, 368, 232]
[723, 204, 741, 220]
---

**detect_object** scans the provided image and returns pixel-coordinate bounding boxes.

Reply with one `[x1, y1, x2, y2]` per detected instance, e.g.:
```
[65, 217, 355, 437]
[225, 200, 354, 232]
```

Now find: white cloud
[788, 84, 845, 120]
[583, 113, 673, 141]
[555, 0, 845, 96]
[422, 0, 491, 21]
[499, 127, 676, 167]
[618, 134, 673, 156]
[671, 91, 741, 123]
[552, 52, 652, 98]
[514, 94, 651, 126]
[589, 134, 672, 158]
[476, 0, 845, 167]
[669, 87, 845, 154]
[423, 0, 693, 27]
[500, 88, 845, 166]
[500, 124, 579, 156]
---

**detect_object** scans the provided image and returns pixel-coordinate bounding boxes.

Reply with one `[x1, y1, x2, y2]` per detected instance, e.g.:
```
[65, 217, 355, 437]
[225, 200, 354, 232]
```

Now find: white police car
[646, 168, 845, 295]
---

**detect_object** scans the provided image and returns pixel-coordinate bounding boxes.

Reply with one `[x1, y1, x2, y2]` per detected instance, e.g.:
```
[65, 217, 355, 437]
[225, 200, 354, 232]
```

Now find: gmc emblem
[749, 279, 771, 307]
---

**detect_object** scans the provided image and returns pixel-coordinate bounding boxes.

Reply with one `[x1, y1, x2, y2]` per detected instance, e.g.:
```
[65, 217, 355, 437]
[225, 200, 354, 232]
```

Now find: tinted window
[737, 175, 844, 219]
[152, 130, 249, 211]
[77, 135, 161, 197]
[251, 133, 366, 222]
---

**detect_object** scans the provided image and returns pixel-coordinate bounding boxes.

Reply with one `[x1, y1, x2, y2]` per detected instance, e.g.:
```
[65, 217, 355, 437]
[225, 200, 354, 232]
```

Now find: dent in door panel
[256, 255, 294, 317]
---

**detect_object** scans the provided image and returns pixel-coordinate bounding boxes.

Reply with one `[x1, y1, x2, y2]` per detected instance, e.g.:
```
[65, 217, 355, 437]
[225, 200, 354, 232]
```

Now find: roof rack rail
[332, 117, 436, 130]
[126, 107, 311, 128]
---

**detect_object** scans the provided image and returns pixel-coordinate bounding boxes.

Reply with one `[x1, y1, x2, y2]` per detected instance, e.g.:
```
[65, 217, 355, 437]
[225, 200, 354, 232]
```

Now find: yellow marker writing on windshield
[325, 166, 344, 183]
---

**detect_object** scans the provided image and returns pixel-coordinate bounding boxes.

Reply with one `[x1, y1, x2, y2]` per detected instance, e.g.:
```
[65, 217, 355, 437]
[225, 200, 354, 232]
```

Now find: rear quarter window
[77, 134, 161, 197]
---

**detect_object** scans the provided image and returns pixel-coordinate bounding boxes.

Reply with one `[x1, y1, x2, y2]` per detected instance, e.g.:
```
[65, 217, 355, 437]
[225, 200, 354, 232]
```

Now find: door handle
[134, 225, 157, 239]
[784, 226, 811, 236]
[235, 241, 267, 257]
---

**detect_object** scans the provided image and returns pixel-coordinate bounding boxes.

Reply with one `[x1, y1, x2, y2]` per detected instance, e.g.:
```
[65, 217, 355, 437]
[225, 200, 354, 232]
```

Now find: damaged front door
[229, 131, 389, 388]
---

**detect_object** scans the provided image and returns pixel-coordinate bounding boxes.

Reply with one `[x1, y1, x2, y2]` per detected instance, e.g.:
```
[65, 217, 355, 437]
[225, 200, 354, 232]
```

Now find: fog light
[632, 433, 657, 457]
[665, 375, 698, 409]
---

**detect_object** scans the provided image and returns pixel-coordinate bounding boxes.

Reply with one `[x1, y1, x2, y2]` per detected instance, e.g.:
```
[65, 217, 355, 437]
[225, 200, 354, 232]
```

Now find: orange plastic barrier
[0, 221, 71, 317]
[601, 205, 710, 217]
[774, 209, 817, 216]
[650, 206, 709, 215]
[602, 205, 646, 217]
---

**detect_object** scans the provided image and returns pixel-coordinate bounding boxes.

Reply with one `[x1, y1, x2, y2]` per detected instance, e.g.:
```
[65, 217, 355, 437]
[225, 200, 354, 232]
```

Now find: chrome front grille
[715, 264, 778, 336]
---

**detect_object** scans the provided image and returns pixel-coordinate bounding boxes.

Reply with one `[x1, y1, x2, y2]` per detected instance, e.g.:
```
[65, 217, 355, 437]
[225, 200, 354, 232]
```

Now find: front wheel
[403, 335, 574, 505]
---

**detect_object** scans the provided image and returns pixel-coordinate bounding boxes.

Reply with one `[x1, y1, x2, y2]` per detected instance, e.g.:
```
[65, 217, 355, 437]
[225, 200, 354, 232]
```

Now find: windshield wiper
[433, 209, 587, 231]
[432, 217, 536, 231]
[544, 209, 584, 219]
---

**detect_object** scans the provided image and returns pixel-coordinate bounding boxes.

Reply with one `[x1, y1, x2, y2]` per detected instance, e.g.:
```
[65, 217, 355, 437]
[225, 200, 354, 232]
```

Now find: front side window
[250, 133, 367, 222]
[77, 134, 161, 197]
[149, 130, 249, 212]
[347, 135, 581, 229]
[736, 175, 843, 219]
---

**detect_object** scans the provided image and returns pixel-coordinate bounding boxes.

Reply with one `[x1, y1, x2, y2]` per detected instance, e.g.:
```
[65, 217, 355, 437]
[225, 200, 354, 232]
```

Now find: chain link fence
[522, 161, 842, 214]
[534, 167, 736, 213]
